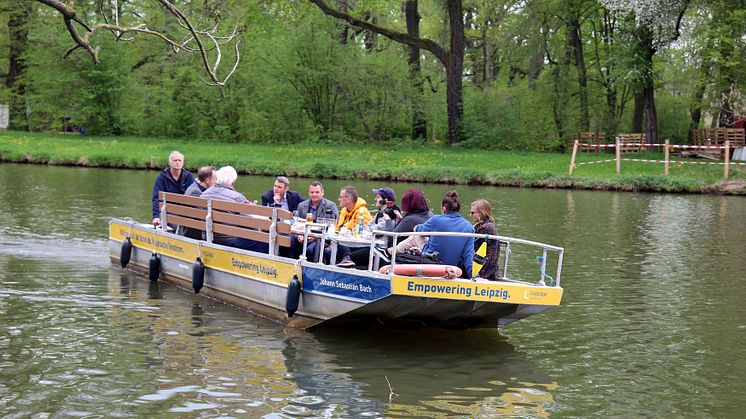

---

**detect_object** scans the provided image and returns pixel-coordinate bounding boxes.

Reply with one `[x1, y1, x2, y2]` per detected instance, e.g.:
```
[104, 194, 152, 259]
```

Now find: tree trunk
[6, 0, 32, 131]
[445, 0, 464, 145]
[643, 84, 658, 141]
[567, 5, 589, 131]
[632, 92, 644, 133]
[405, 0, 427, 140]
[689, 57, 711, 141]
[605, 89, 619, 137]
[639, 28, 658, 141]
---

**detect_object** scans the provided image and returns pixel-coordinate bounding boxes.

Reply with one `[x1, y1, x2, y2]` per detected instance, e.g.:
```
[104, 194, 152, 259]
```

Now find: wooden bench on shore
[158, 191, 293, 255]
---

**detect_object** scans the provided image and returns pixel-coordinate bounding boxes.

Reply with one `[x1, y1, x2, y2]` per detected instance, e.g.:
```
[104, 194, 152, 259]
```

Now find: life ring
[379, 264, 462, 279]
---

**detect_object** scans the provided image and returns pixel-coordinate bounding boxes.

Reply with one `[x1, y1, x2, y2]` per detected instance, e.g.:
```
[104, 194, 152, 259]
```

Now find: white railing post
[205, 200, 213, 243]
[269, 208, 278, 256]
[160, 193, 168, 229]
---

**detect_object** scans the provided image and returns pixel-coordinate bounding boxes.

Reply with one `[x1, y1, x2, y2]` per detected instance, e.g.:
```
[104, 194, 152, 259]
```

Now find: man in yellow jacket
[332, 186, 373, 267]
[336, 186, 373, 232]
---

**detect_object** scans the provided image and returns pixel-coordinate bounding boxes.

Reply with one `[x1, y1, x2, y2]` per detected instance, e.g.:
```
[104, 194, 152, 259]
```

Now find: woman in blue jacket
[415, 191, 475, 278]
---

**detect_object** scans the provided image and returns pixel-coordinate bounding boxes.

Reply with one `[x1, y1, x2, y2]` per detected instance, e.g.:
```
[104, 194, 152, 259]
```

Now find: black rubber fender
[148, 253, 160, 281]
[120, 237, 132, 268]
[285, 275, 302, 317]
[192, 258, 205, 294]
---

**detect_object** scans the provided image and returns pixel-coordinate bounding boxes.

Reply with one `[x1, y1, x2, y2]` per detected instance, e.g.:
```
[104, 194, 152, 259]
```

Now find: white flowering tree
[600, 0, 689, 141]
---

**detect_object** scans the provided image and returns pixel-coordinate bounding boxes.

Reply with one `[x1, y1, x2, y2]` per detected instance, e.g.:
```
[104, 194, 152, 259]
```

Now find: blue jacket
[261, 189, 305, 212]
[152, 168, 194, 218]
[415, 212, 475, 277]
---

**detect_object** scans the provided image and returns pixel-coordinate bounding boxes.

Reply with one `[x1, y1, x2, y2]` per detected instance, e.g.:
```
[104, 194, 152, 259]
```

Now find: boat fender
[120, 237, 133, 268]
[192, 258, 205, 294]
[285, 275, 302, 317]
[148, 253, 160, 281]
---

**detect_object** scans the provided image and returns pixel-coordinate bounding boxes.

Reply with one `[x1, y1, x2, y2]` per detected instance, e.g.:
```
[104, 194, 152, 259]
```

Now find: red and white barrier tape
[580, 143, 738, 150]
[621, 158, 746, 166]
[575, 159, 616, 166]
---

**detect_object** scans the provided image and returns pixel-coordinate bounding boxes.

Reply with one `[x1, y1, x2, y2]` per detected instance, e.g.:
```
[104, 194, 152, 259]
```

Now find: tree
[31, 0, 244, 99]
[404, 0, 426, 140]
[601, 0, 689, 141]
[307, 0, 466, 145]
[5, 0, 32, 130]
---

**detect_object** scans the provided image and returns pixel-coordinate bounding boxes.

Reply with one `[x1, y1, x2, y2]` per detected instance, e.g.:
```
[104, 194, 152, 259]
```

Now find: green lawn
[1, 131, 744, 194]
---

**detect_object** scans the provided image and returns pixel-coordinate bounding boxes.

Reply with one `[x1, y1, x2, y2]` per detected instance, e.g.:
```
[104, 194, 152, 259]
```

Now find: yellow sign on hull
[110, 221, 296, 286]
[391, 276, 562, 306]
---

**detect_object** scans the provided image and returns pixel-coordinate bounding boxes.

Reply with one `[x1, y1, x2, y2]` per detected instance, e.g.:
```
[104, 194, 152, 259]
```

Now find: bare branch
[32, 0, 246, 90]
[307, 0, 448, 65]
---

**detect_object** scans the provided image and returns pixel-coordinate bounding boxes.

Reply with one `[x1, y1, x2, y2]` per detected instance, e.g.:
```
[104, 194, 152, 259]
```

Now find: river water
[0, 163, 744, 418]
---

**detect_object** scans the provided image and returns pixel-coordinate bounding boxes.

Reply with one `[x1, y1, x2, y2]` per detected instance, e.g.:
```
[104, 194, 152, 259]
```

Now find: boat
[108, 192, 565, 329]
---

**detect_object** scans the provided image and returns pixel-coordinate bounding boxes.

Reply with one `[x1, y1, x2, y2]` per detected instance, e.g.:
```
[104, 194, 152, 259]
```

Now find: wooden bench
[572, 132, 606, 153]
[616, 133, 646, 153]
[158, 191, 293, 255]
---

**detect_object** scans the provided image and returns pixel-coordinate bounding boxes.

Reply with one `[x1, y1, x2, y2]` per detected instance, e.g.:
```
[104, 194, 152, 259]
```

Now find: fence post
[615, 137, 621, 174]
[724, 140, 730, 180]
[664, 139, 670, 175]
[569, 140, 579, 175]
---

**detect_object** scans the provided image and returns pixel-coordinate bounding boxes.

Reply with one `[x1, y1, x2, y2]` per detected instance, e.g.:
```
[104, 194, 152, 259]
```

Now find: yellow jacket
[337, 198, 372, 232]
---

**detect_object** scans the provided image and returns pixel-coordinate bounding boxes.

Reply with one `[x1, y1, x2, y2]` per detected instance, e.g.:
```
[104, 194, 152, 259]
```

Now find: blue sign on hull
[302, 267, 391, 301]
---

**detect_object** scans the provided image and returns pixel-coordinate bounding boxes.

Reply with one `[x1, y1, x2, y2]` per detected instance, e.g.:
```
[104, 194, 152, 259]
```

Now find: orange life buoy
[379, 264, 462, 279]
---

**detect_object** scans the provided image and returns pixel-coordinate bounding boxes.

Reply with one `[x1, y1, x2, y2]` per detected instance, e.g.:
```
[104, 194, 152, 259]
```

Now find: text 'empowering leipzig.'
[109, 192, 566, 329]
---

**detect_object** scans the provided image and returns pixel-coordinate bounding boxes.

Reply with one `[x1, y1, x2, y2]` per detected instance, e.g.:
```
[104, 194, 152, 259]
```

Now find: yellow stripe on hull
[391, 276, 562, 306]
[109, 221, 296, 286]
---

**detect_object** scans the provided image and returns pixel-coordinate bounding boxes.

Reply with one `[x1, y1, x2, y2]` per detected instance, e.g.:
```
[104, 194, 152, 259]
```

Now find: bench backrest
[158, 191, 293, 253]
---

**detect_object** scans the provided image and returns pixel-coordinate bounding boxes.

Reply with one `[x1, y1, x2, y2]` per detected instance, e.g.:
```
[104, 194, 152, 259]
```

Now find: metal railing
[299, 225, 564, 287]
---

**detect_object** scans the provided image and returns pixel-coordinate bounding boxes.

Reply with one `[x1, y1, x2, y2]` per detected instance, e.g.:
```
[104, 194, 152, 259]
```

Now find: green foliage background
[1, 0, 744, 149]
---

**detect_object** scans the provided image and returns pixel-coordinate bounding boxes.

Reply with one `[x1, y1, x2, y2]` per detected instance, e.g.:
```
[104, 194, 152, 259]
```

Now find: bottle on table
[356, 214, 364, 237]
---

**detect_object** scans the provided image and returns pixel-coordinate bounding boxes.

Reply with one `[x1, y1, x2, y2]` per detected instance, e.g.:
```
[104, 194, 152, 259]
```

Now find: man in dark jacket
[261, 176, 305, 212]
[151, 151, 194, 226]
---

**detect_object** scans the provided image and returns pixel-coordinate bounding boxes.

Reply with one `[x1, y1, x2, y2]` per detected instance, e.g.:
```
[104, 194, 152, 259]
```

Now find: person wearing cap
[367, 187, 402, 232]
[349, 187, 402, 266]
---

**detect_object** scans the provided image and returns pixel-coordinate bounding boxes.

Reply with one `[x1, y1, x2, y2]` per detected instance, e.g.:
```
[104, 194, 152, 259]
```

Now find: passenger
[331, 186, 372, 268]
[151, 150, 194, 227]
[351, 188, 422, 266]
[261, 176, 305, 212]
[200, 166, 268, 254]
[470, 199, 500, 281]
[184, 166, 216, 197]
[383, 189, 434, 258]
[336, 186, 373, 232]
[414, 191, 475, 278]
[366, 187, 402, 233]
[293, 181, 339, 259]
[180, 166, 217, 240]
[389, 188, 432, 237]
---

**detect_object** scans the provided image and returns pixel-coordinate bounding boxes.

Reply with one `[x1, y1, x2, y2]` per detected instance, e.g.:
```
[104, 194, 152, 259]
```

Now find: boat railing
[371, 230, 564, 287]
[297, 223, 563, 287]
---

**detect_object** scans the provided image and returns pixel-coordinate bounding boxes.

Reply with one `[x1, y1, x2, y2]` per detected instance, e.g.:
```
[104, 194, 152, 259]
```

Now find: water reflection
[107, 269, 556, 417]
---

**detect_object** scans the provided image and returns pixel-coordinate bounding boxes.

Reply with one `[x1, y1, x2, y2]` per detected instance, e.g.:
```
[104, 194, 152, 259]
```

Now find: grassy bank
[1, 131, 744, 194]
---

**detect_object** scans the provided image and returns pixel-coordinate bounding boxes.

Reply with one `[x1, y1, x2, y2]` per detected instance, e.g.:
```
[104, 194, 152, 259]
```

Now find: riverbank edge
[3, 154, 744, 196]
